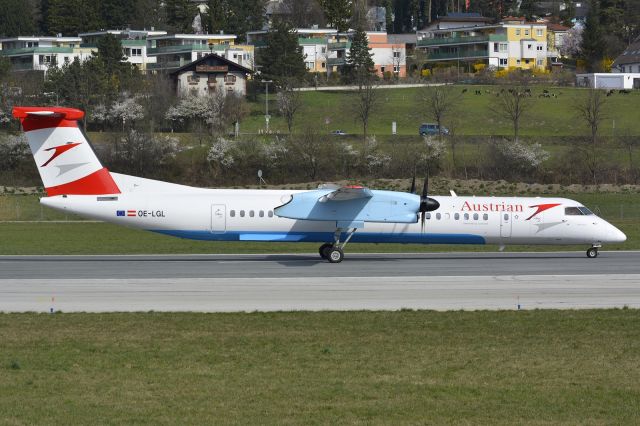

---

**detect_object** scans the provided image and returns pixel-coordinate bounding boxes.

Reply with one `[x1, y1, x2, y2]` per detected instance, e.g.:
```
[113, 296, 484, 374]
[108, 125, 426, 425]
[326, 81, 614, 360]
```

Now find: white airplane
[13, 106, 626, 262]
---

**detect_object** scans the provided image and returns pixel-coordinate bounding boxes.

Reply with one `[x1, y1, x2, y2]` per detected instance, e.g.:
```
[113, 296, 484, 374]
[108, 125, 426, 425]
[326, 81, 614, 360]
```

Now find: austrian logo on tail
[41, 142, 82, 167]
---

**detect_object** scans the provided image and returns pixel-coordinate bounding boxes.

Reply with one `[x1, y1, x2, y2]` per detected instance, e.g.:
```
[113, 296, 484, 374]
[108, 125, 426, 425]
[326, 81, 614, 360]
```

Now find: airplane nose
[608, 225, 627, 243]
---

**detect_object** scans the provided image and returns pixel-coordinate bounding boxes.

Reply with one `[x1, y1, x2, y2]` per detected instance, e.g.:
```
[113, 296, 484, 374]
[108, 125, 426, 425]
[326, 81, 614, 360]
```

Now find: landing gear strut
[318, 227, 357, 263]
[586, 246, 599, 258]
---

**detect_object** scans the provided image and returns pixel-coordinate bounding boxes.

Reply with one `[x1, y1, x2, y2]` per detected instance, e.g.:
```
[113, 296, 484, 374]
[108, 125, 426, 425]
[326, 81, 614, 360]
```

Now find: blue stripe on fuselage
[150, 230, 486, 245]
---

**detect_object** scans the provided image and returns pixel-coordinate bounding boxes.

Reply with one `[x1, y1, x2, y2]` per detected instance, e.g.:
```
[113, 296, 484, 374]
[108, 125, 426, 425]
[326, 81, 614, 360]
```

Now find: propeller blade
[409, 175, 416, 194]
[422, 176, 428, 199]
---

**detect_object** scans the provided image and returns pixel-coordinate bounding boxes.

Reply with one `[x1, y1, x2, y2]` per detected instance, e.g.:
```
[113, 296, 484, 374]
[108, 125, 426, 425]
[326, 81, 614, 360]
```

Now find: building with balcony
[327, 31, 407, 78]
[612, 36, 640, 74]
[147, 33, 254, 72]
[170, 53, 254, 97]
[247, 28, 337, 73]
[416, 15, 548, 71]
[0, 36, 92, 72]
[79, 29, 167, 71]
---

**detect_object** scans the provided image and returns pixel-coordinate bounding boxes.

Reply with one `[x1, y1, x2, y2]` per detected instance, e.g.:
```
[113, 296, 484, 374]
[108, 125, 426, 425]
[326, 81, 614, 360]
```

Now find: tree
[319, 0, 352, 32]
[419, 85, 459, 167]
[353, 76, 380, 143]
[491, 85, 532, 144]
[346, 26, 375, 84]
[165, 0, 198, 33]
[46, 0, 100, 35]
[277, 83, 303, 133]
[100, 0, 131, 29]
[581, 0, 605, 72]
[280, 0, 326, 28]
[0, 0, 36, 36]
[258, 18, 306, 84]
[575, 89, 607, 183]
[203, 0, 265, 42]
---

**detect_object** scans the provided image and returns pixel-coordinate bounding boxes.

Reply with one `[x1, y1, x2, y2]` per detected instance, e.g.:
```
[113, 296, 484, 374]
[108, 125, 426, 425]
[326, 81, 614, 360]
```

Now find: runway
[1, 252, 639, 312]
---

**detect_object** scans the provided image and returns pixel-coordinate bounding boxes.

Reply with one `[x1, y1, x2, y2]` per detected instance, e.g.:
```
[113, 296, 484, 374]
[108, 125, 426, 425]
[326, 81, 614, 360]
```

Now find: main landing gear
[586, 244, 601, 258]
[319, 228, 357, 263]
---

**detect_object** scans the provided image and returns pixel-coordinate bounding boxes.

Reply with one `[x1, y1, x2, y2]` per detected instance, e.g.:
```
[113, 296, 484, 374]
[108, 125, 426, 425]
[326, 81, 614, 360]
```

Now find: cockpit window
[565, 207, 583, 215]
[578, 207, 594, 215]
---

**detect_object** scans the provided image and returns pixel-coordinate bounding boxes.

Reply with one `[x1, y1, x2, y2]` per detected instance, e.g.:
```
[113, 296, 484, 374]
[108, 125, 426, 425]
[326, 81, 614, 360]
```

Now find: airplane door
[500, 212, 512, 238]
[211, 204, 226, 233]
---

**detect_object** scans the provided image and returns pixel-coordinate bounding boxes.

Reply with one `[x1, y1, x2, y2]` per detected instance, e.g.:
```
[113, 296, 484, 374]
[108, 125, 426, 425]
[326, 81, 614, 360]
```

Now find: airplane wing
[319, 185, 373, 202]
[275, 186, 420, 224]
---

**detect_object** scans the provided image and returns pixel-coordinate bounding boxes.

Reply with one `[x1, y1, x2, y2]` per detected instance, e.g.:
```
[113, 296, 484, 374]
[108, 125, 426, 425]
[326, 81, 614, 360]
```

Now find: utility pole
[261, 79, 273, 132]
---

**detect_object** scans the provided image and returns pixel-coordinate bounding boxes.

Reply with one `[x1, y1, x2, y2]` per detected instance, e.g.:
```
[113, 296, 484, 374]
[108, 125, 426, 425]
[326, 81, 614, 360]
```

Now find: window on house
[499, 43, 507, 52]
[516, 29, 521, 35]
[306, 61, 314, 69]
[393, 65, 400, 73]
[528, 44, 532, 49]
[525, 30, 530, 36]
[516, 59, 521, 64]
[537, 59, 544, 66]
[321, 47, 326, 53]
[537, 45, 543, 51]
[321, 62, 326, 68]
[380, 66, 385, 73]
[525, 59, 530, 64]
[494, 43, 499, 52]
[187, 74, 200, 84]
[536, 29, 543, 37]
[224, 74, 236, 84]
[393, 50, 400, 58]
[499, 58, 508, 66]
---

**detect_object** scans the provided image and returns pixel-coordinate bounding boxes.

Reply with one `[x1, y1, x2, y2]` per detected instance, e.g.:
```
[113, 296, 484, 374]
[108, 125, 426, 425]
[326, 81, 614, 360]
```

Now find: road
[1, 252, 639, 312]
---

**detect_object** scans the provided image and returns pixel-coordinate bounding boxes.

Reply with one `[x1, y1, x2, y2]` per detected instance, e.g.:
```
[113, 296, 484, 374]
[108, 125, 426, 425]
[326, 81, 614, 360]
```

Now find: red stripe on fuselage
[45, 168, 121, 196]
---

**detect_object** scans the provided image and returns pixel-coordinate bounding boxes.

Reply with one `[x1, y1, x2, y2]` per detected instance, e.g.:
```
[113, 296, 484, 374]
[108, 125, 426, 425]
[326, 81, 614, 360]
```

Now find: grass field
[1, 310, 639, 424]
[0, 191, 637, 254]
[239, 85, 640, 137]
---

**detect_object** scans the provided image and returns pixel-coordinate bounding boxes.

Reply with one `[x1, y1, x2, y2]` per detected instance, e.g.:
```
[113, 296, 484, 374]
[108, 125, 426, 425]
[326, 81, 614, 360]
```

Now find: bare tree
[277, 82, 303, 133]
[353, 73, 380, 143]
[491, 85, 532, 143]
[575, 88, 607, 184]
[420, 85, 459, 139]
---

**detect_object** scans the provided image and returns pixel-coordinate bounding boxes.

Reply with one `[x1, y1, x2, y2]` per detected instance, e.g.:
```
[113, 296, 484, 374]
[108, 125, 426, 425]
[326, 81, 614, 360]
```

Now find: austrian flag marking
[127, 210, 137, 217]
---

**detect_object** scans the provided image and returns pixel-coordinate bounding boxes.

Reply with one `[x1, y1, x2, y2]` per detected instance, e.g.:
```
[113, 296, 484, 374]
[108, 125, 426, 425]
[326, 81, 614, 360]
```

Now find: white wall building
[79, 29, 167, 71]
[0, 36, 92, 72]
[576, 73, 640, 89]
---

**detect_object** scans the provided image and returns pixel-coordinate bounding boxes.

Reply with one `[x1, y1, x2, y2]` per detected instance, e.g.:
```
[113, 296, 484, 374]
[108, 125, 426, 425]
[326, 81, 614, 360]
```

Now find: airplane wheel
[327, 247, 344, 263]
[319, 243, 332, 259]
[586, 247, 599, 258]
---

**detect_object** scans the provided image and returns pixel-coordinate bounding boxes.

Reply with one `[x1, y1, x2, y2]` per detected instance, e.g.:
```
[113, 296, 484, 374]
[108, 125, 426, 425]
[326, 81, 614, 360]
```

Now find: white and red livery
[14, 106, 626, 262]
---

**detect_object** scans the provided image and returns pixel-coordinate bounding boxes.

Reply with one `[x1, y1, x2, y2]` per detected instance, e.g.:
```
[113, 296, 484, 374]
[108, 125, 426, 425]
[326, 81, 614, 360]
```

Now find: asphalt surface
[1, 251, 639, 279]
[0, 252, 639, 312]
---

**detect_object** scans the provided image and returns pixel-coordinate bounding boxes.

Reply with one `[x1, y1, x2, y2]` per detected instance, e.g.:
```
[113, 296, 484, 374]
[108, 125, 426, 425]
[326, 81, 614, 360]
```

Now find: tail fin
[13, 106, 120, 196]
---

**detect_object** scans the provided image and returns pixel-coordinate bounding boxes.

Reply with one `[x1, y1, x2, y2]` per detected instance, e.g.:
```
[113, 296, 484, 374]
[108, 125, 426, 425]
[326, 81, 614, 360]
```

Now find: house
[612, 36, 640, 74]
[416, 15, 548, 71]
[147, 33, 254, 72]
[576, 73, 640, 89]
[78, 29, 167, 71]
[247, 27, 337, 73]
[326, 31, 407, 77]
[0, 36, 92, 72]
[545, 22, 570, 66]
[170, 54, 254, 97]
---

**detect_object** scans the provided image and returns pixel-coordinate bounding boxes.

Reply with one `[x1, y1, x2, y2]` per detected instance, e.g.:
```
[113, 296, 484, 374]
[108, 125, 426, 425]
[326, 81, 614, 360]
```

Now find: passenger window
[445, 213, 450, 220]
[454, 213, 460, 220]
[249, 210, 254, 217]
[464, 213, 469, 220]
[436, 213, 441, 220]
[504, 213, 509, 221]
[268, 211, 274, 217]
[483, 213, 488, 220]
[473, 213, 478, 220]
[240, 210, 245, 217]
[230, 210, 235, 217]
[426, 213, 431, 220]
[565, 207, 583, 216]
[259, 210, 264, 217]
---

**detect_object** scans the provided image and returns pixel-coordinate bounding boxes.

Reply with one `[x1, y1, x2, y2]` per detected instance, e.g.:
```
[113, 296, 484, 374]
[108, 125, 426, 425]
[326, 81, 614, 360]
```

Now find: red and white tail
[13, 106, 120, 196]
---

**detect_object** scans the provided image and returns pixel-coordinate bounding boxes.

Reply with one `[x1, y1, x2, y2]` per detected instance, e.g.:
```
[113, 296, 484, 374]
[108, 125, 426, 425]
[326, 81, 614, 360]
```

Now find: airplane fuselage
[41, 188, 626, 247]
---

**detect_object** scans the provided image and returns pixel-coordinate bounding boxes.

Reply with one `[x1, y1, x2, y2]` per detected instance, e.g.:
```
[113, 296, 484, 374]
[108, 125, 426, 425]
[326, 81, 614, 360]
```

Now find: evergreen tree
[203, 0, 265, 42]
[204, 0, 228, 34]
[164, 0, 197, 33]
[581, 0, 605, 72]
[319, 0, 352, 32]
[46, 0, 100, 35]
[0, 0, 37, 36]
[346, 26, 375, 83]
[258, 18, 306, 84]
[100, 0, 131, 29]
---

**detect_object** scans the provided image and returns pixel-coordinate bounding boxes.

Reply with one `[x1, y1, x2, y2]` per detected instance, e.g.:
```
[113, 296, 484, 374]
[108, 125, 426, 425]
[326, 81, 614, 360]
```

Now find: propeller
[418, 175, 440, 231]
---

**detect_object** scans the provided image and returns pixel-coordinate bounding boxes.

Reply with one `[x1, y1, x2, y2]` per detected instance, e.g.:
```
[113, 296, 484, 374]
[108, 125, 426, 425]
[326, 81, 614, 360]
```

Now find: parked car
[419, 123, 449, 136]
[331, 130, 347, 136]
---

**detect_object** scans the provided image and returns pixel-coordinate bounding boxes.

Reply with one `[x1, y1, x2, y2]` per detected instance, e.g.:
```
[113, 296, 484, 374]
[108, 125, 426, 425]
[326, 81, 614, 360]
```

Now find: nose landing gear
[586, 244, 601, 258]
